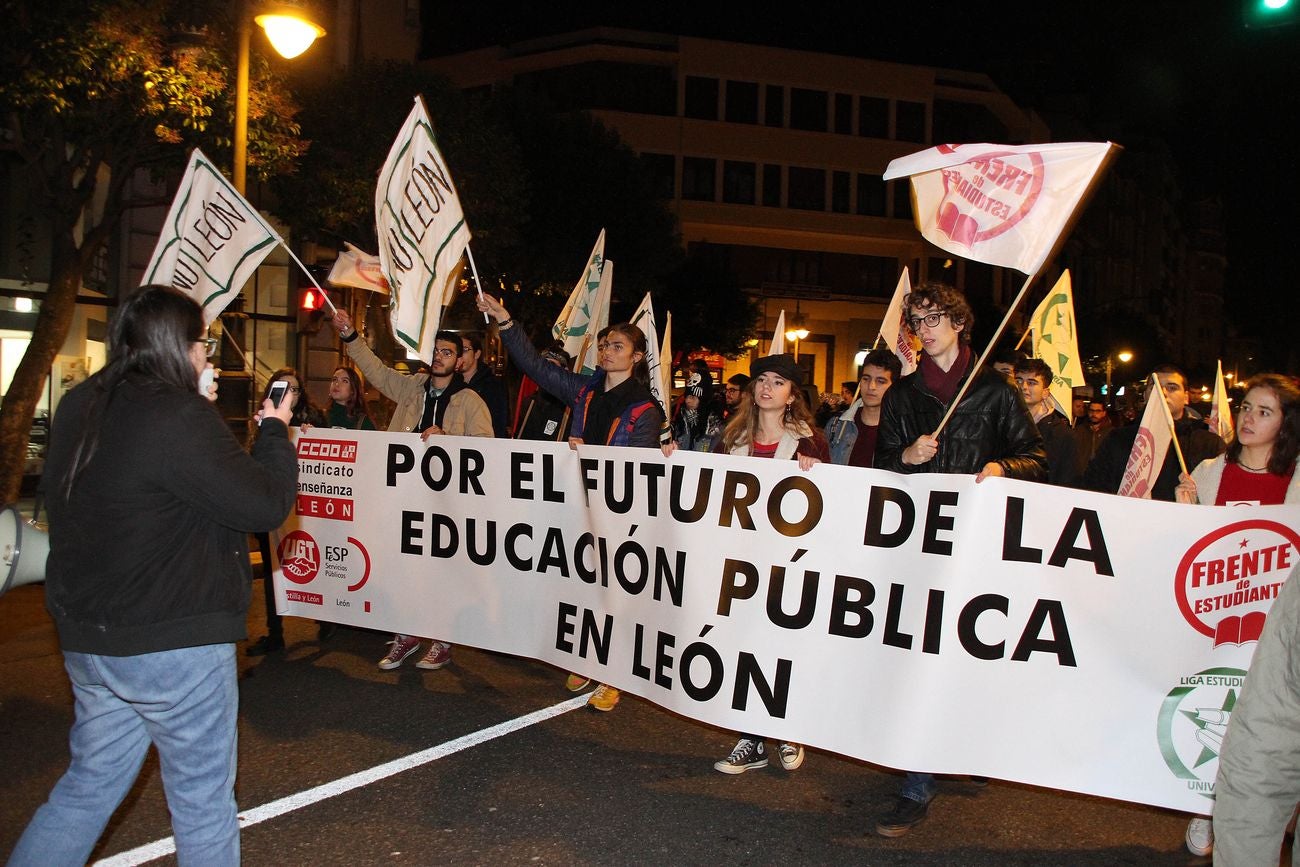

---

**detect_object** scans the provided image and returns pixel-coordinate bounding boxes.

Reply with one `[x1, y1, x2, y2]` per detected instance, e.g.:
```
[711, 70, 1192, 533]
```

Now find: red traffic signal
[297, 288, 326, 333]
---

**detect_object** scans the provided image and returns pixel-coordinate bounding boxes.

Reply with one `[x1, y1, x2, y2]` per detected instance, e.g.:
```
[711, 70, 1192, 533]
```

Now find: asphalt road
[1, 579, 1220, 866]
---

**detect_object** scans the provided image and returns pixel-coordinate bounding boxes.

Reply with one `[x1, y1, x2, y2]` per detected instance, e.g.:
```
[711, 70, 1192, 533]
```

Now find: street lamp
[784, 301, 811, 360]
[232, 1, 325, 194]
[1104, 350, 1133, 404]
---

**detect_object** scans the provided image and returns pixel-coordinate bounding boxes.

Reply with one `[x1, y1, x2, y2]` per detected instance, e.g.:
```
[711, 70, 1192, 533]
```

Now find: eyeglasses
[724, 386, 741, 394]
[432, 347, 458, 359]
[198, 337, 218, 357]
[905, 311, 948, 332]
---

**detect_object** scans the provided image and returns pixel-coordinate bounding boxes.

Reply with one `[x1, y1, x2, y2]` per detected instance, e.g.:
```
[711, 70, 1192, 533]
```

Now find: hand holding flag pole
[882, 141, 1119, 438]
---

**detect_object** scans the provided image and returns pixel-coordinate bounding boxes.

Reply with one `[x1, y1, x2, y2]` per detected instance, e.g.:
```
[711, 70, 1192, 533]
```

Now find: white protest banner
[142, 149, 284, 324]
[327, 242, 390, 294]
[1029, 270, 1088, 414]
[273, 431, 1298, 815]
[553, 230, 607, 362]
[375, 96, 471, 359]
[884, 142, 1117, 275]
[879, 270, 918, 376]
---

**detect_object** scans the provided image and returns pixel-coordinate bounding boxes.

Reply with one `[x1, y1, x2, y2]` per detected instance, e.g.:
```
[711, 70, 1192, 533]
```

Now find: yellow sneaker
[565, 673, 592, 692]
[587, 684, 621, 712]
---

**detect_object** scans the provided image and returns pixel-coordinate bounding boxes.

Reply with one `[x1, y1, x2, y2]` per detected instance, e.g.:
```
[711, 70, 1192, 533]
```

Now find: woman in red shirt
[1173, 373, 1300, 857]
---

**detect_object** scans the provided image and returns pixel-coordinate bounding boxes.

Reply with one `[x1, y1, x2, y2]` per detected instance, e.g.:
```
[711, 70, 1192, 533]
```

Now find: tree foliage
[0, 0, 308, 503]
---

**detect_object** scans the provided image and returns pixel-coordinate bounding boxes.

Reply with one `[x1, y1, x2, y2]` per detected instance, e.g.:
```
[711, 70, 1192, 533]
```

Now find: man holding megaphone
[6, 287, 298, 867]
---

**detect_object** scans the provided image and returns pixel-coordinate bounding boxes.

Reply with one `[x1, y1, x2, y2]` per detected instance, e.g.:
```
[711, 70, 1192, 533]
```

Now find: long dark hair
[331, 365, 368, 422]
[262, 367, 321, 427]
[62, 286, 206, 497]
[1226, 374, 1300, 476]
[598, 323, 652, 389]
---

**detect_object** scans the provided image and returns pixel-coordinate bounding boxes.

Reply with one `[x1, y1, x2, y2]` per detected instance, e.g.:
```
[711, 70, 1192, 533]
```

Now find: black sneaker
[876, 796, 931, 837]
[245, 634, 285, 657]
[713, 738, 768, 774]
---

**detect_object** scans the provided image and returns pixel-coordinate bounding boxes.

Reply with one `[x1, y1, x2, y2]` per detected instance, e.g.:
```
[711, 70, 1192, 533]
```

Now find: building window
[859, 96, 889, 138]
[725, 80, 759, 124]
[682, 157, 717, 201]
[762, 164, 783, 207]
[933, 99, 1010, 144]
[723, 161, 757, 205]
[891, 180, 913, 220]
[789, 88, 828, 132]
[787, 166, 826, 211]
[640, 152, 676, 200]
[833, 93, 852, 135]
[856, 173, 886, 216]
[764, 84, 784, 127]
[831, 171, 850, 213]
[515, 62, 676, 115]
[896, 100, 927, 142]
[684, 76, 719, 120]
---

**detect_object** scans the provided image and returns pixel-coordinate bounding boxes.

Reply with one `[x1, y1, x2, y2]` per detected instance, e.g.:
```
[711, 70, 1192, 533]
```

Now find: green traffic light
[1245, 0, 1297, 26]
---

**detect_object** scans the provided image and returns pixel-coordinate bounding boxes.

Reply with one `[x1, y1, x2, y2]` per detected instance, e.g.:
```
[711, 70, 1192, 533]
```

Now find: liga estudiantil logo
[1156, 667, 1245, 799]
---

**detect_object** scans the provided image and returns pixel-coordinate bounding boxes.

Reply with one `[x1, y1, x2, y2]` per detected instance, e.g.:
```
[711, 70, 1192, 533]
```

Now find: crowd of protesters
[17, 280, 1298, 864]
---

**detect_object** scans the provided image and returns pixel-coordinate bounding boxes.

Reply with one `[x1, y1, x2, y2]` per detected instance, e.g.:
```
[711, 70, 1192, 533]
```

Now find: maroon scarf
[919, 343, 973, 406]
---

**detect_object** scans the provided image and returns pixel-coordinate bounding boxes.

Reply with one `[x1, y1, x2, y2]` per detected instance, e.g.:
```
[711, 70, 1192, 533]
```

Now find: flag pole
[281, 244, 339, 315]
[1014, 326, 1031, 351]
[466, 245, 490, 324]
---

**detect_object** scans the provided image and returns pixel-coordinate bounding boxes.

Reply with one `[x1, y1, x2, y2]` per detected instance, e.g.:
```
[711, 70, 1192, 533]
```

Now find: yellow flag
[1030, 270, 1087, 416]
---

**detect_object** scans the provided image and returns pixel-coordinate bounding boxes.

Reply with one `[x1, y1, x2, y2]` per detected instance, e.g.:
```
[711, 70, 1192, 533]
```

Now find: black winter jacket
[43, 374, 298, 656]
[1082, 415, 1224, 500]
[875, 366, 1048, 480]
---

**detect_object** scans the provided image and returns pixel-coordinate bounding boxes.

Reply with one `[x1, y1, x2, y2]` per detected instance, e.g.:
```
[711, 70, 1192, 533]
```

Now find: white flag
[553, 230, 607, 362]
[884, 142, 1117, 275]
[576, 259, 613, 375]
[327, 242, 390, 294]
[375, 97, 472, 359]
[880, 269, 918, 376]
[1029, 270, 1087, 415]
[1118, 375, 1175, 499]
[1209, 361, 1235, 442]
[769, 310, 787, 355]
[629, 292, 669, 420]
[142, 149, 284, 324]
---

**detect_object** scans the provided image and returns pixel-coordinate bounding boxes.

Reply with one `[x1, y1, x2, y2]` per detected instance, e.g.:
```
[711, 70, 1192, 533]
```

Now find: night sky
[423, 1, 1300, 355]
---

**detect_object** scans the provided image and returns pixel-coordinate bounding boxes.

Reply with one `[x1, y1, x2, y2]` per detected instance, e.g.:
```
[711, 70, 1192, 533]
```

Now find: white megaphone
[1, 503, 49, 596]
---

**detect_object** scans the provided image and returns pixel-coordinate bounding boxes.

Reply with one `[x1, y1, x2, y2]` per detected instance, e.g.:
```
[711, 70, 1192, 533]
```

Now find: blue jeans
[8, 644, 239, 867]
[901, 771, 937, 804]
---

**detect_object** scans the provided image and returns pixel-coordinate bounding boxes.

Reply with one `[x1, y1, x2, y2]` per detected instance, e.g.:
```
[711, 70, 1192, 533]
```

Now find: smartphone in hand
[268, 380, 289, 408]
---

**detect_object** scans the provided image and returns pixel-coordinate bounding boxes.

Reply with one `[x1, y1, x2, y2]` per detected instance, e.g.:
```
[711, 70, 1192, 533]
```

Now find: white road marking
[94, 694, 590, 866]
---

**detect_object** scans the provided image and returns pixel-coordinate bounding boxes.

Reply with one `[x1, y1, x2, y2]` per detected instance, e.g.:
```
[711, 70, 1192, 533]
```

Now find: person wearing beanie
[671, 372, 723, 451]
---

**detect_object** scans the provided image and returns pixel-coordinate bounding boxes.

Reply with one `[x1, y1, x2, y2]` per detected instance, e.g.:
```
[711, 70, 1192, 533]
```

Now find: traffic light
[297, 286, 326, 334]
[1244, 0, 1298, 27]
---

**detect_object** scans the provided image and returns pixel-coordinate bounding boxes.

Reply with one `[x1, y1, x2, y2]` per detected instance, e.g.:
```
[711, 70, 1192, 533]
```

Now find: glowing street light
[233, 1, 325, 194]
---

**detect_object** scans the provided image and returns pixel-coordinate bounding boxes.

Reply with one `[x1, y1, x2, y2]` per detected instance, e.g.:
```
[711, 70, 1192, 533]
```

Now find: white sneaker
[778, 742, 805, 771]
[1185, 815, 1213, 856]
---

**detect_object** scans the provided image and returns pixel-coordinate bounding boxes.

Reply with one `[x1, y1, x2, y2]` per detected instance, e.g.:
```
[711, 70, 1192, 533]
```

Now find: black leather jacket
[875, 366, 1048, 480]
